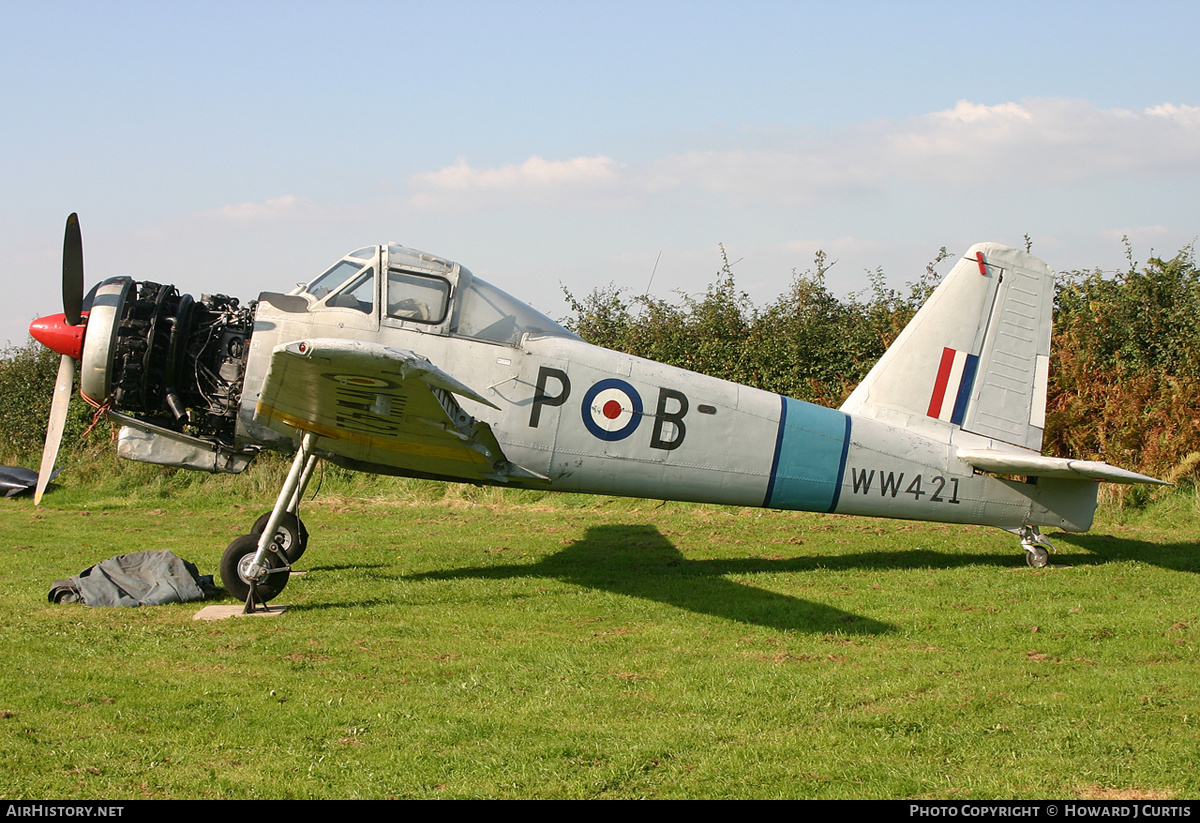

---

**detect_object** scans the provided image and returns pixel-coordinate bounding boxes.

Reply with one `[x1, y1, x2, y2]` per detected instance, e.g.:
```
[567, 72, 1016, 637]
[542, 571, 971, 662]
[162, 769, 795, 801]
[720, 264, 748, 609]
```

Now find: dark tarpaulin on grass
[50, 550, 221, 607]
[0, 466, 40, 497]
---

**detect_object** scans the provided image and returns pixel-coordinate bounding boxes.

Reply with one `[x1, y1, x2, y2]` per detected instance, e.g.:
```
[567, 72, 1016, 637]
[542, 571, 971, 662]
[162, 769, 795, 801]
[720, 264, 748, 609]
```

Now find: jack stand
[243, 580, 278, 614]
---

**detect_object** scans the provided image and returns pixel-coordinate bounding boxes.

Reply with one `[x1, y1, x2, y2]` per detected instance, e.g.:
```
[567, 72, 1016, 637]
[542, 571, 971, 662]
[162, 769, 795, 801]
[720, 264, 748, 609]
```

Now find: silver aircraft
[28, 215, 1165, 608]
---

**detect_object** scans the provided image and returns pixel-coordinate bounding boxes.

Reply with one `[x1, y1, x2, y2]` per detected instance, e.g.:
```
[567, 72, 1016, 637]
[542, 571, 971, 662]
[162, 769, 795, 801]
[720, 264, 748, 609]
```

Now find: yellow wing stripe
[256, 401, 493, 467]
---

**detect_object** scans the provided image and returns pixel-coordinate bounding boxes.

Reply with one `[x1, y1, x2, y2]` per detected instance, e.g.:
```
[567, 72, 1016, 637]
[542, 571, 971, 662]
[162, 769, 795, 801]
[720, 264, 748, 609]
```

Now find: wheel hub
[236, 552, 270, 584]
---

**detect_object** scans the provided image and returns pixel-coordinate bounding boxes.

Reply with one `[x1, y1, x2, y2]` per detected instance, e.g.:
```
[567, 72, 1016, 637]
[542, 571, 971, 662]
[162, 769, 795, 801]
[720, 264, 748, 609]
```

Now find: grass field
[1, 465, 1198, 799]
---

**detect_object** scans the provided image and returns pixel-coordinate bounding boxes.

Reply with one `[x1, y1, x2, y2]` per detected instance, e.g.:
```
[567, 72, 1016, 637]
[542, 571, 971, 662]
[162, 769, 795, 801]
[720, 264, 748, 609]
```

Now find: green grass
[1, 465, 1198, 798]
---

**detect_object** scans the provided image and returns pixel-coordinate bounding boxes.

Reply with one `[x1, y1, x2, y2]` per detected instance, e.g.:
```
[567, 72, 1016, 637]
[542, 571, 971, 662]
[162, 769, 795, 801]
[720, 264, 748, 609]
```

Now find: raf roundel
[581, 379, 643, 441]
[320, 373, 397, 389]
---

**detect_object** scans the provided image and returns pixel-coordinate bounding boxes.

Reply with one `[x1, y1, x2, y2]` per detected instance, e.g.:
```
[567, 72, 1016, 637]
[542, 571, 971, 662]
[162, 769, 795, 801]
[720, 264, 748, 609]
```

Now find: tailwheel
[220, 533, 291, 603]
[251, 511, 308, 562]
[1018, 525, 1055, 568]
[1025, 546, 1051, 568]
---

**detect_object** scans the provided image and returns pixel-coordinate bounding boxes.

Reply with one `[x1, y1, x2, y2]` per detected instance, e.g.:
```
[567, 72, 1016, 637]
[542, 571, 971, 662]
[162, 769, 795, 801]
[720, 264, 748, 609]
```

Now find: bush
[563, 245, 944, 406]
[0, 338, 96, 464]
[1046, 243, 1200, 482]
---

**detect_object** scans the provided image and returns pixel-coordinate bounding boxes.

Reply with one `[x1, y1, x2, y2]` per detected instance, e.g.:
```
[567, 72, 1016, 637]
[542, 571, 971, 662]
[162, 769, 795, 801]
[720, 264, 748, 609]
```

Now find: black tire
[220, 533, 290, 602]
[251, 511, 308, 562]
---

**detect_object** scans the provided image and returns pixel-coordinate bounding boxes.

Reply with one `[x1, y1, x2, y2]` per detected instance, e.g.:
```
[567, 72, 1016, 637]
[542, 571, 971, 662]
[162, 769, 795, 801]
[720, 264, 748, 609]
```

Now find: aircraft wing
[957, 449, 1168, 485]
[253, 338, 542, 483]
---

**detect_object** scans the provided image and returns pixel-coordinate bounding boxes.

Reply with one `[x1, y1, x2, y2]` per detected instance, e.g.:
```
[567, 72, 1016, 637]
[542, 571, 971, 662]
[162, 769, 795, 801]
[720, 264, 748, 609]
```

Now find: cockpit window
[387, 270, 451, 324]
[302, 259, 364, 300]
[452, 275, 578, 344]
[299, 248, 577, 345]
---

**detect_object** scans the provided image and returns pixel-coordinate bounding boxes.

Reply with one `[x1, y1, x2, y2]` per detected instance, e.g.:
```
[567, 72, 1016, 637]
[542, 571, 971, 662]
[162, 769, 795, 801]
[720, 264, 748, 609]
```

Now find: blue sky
[3, 0, 1198, 346]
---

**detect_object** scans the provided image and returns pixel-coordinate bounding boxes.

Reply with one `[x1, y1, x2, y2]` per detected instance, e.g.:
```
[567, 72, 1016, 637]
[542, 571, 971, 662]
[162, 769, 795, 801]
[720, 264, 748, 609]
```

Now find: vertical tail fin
[840, 243, 1054, 452]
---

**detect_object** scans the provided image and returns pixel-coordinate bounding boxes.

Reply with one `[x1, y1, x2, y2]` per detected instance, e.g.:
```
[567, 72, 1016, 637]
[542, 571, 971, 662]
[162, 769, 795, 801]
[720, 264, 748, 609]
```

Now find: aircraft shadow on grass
[378, 525, 1200, 631]
[401, 523, 896, 636]
[1050, 532, 1200, 574]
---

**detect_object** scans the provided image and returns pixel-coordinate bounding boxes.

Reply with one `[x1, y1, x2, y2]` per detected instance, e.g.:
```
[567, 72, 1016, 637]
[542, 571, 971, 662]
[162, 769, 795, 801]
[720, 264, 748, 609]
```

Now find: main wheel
[251, 511, 308, 562]
[220, 533, 290, 602]
[1025, 546, 1051, 568]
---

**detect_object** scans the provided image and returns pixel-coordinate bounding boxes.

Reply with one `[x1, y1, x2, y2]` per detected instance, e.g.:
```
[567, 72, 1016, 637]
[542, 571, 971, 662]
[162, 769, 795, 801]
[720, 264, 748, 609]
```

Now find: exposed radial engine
[75, 277, 257, 472]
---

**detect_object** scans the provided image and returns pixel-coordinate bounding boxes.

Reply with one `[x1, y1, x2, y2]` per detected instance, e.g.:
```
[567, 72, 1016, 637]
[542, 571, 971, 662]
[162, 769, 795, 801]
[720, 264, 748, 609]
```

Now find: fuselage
[238, 293, 1097, 534]
[48, 240, 1095, 536]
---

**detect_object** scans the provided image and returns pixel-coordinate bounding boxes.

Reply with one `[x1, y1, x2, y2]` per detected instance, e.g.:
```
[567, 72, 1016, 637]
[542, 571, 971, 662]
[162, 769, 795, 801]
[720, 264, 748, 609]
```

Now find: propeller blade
[62, 213, 83, 326]
[34, 355, 75, 505]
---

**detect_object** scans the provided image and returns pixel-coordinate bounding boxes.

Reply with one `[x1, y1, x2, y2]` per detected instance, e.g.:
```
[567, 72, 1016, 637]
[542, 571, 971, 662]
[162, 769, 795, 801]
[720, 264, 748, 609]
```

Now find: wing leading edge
[253, 338, 544, 483]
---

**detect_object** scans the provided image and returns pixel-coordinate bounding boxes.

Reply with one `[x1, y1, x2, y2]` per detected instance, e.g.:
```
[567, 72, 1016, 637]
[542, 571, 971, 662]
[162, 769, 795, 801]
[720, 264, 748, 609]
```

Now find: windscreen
[301, 259, 365, 300]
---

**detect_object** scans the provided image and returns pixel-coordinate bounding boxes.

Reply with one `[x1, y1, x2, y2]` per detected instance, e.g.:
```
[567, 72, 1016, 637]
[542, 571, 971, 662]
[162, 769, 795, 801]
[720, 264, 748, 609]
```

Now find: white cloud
[1145, 103, 1200, 119]
[408, 155, 626, 208]
[405, 99, 1200, 213]
[930, 100, 1034, 125]
[205, 194, 313, 221]
[882, 98, 1200, 185]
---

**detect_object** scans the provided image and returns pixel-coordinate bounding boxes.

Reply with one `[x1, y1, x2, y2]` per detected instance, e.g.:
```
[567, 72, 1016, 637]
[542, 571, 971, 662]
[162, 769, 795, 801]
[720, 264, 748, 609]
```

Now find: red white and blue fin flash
[927, 347, 979, 425]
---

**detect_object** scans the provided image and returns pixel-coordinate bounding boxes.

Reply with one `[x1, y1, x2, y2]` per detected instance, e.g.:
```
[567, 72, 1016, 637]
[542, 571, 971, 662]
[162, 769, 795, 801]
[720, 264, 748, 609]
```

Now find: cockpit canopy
[295, 244, 578, 345]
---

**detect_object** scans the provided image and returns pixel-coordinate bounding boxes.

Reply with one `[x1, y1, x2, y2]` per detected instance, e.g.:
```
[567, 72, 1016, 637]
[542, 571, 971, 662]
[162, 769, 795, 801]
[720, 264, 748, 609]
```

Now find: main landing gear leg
[250, 450, 316, 562]
[1018, 525, 1055, 568]
[220, 432, 317, 611]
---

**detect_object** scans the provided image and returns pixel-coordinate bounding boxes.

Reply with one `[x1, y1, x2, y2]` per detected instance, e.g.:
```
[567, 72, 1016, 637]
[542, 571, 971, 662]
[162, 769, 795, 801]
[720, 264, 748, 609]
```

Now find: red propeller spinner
[29, 312, 87, 360]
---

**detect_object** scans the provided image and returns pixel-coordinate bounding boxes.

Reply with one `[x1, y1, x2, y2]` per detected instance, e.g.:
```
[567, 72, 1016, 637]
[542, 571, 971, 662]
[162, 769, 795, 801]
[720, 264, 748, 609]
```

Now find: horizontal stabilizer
[958, 449, 1168, 486]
